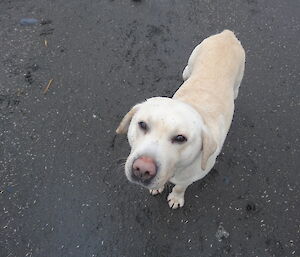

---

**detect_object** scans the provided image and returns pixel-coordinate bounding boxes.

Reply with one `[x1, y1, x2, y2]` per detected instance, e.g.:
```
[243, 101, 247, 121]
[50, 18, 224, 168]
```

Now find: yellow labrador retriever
[116, 30, 245, 209]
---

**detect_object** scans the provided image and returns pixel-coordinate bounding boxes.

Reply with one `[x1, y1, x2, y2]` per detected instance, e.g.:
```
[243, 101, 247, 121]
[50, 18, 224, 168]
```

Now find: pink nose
[132, 156, 157, 183]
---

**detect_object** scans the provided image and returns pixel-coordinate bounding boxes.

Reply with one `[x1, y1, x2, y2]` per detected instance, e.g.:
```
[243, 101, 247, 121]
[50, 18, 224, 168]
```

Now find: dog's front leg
[167, 184, 189, 209]
[149, 187, 164, 195]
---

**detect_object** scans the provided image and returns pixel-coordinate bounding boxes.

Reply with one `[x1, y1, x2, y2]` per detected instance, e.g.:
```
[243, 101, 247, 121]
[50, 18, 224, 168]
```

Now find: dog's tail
[220, 30, 241, 44]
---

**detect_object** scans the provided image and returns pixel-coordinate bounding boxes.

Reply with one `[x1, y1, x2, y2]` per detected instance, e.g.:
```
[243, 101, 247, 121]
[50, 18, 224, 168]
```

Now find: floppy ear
[116, 104, 141, 134]
[201, 129, 217, 170]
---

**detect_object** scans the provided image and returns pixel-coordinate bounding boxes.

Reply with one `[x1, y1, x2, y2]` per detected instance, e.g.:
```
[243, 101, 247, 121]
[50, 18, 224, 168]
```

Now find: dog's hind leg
[182, 44, 203, 81]
[234, 53, 245, 99]
[182, 65, 191, 81]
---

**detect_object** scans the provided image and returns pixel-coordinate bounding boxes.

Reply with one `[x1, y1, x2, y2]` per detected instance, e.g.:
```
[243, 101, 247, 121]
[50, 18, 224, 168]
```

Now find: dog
[116, 30, 245, 209]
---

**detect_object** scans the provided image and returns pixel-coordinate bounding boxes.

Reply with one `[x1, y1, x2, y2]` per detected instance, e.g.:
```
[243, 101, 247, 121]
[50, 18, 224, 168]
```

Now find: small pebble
[20, 18, 38, 26]
[223, 176, 230, 184]
[215, 225, 229, 241]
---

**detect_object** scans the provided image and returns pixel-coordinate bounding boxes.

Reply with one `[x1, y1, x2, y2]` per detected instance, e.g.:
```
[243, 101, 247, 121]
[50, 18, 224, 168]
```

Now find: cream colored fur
[116, 30, 245, 209]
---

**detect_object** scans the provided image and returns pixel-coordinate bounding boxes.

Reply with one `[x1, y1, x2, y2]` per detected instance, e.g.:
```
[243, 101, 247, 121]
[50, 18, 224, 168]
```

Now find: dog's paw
[167, 192, 184, 209]
[149, 187, 164, 195]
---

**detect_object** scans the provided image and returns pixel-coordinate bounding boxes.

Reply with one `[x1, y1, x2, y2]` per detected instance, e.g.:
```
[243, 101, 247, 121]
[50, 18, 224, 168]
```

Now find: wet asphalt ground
[0, 0, 299, 256]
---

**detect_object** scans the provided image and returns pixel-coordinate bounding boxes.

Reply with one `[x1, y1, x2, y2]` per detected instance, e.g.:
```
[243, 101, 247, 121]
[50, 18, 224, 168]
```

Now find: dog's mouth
[130, 178, 165, 191]
[130, 174, 155, 187]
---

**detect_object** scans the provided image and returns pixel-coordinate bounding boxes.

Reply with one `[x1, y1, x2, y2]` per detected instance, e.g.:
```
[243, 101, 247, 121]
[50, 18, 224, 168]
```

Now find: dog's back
[182, 30, 245, 90]
[174, 30, 245, 148]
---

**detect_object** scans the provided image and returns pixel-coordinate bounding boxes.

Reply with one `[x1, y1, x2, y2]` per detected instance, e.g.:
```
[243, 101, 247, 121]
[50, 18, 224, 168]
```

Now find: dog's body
[116, 30, 245, 209]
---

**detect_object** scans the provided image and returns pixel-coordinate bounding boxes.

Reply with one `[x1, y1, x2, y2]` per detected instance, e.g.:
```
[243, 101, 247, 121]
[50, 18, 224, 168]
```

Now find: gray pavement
[0, 0, 299, 256]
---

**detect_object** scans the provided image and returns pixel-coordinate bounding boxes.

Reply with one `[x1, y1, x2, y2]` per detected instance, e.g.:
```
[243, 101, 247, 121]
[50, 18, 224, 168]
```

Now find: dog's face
[116, 97, 208, 190]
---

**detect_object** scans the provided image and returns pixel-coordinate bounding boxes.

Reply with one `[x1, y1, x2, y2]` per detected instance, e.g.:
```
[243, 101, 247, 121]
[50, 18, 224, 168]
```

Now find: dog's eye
[138, 121, 148, 131]
[172, 135, 187, 144]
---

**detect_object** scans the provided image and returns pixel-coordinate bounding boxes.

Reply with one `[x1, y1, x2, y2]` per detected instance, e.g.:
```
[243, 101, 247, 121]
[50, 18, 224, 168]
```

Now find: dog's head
[116, 97, 216, 189]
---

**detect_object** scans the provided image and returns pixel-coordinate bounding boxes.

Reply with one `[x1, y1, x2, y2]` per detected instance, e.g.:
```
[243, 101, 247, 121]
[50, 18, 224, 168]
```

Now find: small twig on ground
[43, 79, 53, 94]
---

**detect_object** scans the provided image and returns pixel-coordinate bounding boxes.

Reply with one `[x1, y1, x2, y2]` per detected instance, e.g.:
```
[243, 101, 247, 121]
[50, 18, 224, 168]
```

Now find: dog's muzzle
[131, 156, 157, 185]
